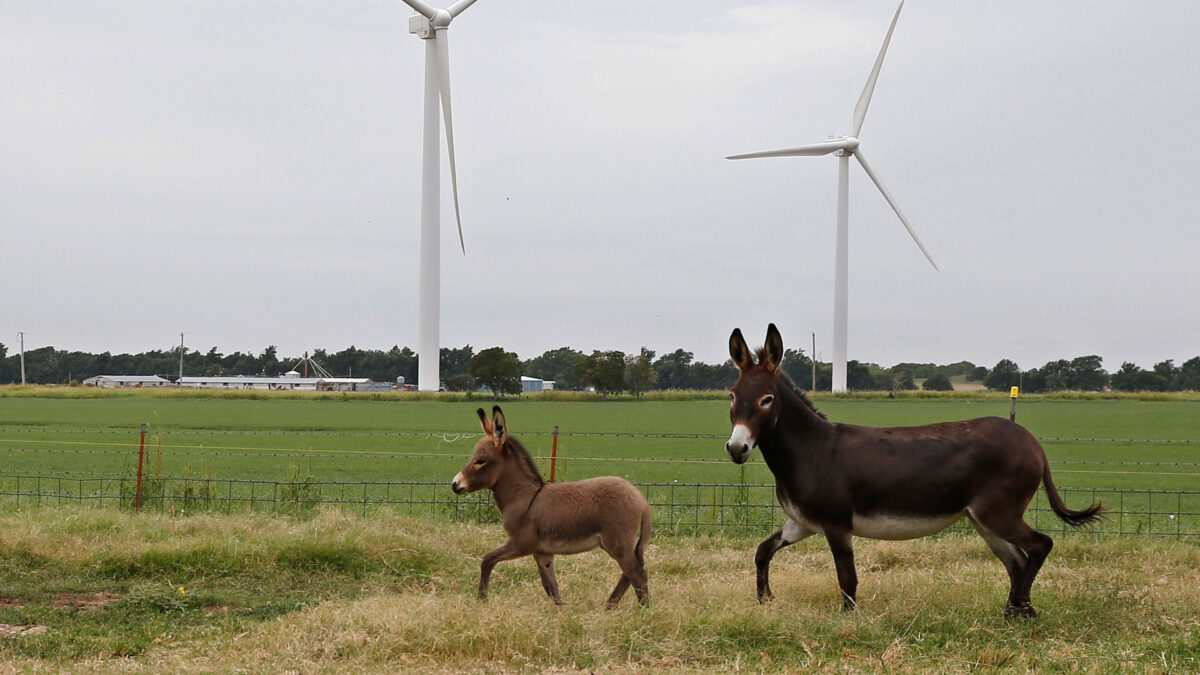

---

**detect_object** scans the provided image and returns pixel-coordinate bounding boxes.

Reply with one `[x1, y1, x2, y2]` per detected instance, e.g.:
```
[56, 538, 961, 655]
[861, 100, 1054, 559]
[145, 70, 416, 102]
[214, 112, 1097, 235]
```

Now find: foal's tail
[635, 506, 651, 567]
[1043, 461, 1105, 527]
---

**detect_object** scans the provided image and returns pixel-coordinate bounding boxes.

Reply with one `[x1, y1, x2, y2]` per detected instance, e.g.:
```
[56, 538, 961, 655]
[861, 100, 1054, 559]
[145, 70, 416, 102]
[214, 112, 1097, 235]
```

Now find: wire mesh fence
[2, 473, 1196, 538]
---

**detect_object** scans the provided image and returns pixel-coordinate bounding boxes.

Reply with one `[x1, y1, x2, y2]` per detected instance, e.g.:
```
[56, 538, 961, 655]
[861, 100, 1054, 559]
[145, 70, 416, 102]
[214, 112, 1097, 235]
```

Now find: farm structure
[177, 375, 384, 391]
[522, 376, 553, 392]
[81, 375, 172, 388]
[477, 376, 553, 395]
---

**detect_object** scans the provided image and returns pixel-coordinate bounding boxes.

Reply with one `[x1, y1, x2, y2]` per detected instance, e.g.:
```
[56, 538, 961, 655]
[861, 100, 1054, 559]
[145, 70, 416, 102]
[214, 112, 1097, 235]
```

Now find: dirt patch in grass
[0, 624, 47, 636]
[51, 592, 120, 611]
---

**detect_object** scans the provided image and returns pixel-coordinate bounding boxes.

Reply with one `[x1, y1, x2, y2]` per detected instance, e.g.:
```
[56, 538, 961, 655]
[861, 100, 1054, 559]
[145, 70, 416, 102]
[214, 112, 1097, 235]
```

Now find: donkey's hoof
[1004, 604, 1038, 620]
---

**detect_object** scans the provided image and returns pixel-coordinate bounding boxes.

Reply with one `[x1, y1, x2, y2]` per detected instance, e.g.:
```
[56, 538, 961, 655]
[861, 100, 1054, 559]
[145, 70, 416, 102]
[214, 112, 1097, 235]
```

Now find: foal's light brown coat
[452, 406, 651, 607]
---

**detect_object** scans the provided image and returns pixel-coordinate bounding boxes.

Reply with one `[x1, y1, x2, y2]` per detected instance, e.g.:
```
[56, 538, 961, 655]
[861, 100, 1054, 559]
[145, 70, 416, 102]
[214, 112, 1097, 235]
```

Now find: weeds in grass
[277, 465, 321, 515]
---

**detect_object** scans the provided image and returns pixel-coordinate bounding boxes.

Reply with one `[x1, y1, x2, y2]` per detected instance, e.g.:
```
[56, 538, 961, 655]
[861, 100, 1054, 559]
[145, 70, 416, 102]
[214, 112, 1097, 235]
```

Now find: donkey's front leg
[479, 539, 525, 600]
[755, 521, 813, 602]
[825, 530, 857, 611]
[533, 553, 562, 605]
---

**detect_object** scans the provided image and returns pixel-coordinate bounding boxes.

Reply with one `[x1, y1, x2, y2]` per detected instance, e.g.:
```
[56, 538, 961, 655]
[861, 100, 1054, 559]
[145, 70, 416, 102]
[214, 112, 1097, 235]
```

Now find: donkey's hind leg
[602, 540, 649, 608]
[533, 554, 563, 605]
[967, 513, 1026, 610]
[969, 508, 1053, 618]
[606, 574, 632, 608]
[756, 519, 814, 602]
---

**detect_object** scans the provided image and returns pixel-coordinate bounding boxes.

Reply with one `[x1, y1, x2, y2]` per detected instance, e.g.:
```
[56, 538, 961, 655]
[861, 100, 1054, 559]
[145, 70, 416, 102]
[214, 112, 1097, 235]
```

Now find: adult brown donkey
[452, 406, 651, 607]
[725, 324, 1103, 618]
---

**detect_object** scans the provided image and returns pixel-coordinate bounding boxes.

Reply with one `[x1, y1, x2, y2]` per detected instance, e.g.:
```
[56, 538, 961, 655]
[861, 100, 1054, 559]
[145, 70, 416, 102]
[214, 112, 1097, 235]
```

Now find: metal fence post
[135, 423, 147, 512]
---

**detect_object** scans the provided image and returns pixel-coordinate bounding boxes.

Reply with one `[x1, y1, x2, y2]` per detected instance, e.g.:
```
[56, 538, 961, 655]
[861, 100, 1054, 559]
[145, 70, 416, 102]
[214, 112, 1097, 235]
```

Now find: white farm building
[177, 375, 380, 391]
[82, 375, 172, 388]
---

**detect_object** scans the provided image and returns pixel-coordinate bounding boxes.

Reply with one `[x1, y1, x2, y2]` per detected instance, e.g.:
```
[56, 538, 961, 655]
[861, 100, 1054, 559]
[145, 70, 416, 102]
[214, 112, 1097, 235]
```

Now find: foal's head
[725, 323, 784, 464]
[451, 406, 512, 494]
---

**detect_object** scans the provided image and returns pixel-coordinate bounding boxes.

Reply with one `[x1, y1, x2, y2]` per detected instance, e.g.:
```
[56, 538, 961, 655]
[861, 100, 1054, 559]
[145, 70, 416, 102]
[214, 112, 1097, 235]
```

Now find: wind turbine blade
[434, 31, 465, 254]
[851, 1, 903, 137]
[447, 0, 480, 18]
[854, 149, 938, 271]
[399, 0, 438, 20]
[727, 139, 851, 160]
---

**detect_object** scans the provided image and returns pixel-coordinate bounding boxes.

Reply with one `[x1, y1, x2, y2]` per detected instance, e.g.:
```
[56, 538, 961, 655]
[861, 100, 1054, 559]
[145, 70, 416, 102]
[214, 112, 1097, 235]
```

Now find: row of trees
[984, 356, 1200, 393]
[2, 341, 1198, 394]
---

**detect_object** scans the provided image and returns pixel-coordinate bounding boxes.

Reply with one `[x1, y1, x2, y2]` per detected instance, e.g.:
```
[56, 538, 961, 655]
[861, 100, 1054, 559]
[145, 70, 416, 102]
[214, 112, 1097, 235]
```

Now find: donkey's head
[452, 406, 511, 494]
[725, 324, 784, 464]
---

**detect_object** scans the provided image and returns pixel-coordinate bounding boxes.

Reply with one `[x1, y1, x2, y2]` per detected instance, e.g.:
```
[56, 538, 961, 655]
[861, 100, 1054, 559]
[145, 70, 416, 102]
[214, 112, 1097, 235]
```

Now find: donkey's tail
[635, 506, 651, 567]
[1043, 461, 1105, 527]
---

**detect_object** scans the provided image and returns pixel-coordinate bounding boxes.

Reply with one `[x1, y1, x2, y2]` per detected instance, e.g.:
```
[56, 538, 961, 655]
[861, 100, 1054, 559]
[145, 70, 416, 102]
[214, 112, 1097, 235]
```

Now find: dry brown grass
[2, 510, 1199, 673]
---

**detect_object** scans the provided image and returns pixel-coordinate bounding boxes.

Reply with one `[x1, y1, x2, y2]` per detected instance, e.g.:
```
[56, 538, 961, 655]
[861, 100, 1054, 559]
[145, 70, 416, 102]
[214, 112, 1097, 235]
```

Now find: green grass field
[2, 390, 1198, 491]
[2, 390, 1200, 671]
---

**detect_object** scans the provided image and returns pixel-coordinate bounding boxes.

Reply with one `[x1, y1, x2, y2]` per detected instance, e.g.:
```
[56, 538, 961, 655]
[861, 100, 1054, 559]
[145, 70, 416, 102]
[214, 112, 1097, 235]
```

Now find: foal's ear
[476, 408, 494, 437]
[762, 323, 784, 374]
[491, 406, 508, 447]
[729, 328, 755, 372]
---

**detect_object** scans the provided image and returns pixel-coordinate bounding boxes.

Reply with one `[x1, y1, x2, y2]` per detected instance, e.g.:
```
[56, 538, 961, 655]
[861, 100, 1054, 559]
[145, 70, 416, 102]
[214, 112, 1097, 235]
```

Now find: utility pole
[179, 333, 185, 383]
[18, 331, 26, 385]
[811, 332, 817, 393]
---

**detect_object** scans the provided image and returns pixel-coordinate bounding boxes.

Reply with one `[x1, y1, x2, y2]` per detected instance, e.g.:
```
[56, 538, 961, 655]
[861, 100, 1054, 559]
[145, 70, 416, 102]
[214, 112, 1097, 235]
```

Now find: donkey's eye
[759, 395, 775, 408]
[474, 459, 486, 466]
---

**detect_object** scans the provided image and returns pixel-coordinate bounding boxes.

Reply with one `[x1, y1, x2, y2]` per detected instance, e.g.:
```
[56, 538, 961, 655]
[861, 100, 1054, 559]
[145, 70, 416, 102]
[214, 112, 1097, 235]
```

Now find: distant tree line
[2, 341, 1198, 394]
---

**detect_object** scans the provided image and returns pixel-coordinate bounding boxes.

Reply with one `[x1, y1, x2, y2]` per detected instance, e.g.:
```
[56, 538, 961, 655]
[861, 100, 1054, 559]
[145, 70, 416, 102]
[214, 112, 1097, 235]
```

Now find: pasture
[1, 508, 1199, 672]
[3, 391, 1199, 491]
[2, 391, 1199, 537]
[2, 390, 1199, 670]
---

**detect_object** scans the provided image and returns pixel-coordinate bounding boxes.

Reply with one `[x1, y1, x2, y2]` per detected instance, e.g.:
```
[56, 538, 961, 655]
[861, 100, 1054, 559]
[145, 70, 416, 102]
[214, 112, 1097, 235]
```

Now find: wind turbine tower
[400, 0, 477, 392]
[726, 1, 937, 393]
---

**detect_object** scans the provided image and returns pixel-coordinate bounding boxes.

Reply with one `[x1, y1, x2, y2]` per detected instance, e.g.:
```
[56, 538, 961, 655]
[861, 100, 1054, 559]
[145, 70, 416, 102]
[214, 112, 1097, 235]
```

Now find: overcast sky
[4, 1, 1198, 371]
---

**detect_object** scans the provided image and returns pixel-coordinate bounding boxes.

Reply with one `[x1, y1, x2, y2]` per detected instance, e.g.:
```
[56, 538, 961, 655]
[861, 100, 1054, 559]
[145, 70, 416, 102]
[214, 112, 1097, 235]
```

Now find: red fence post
[135, 423, 147, 512]
[549, 426, 559, 482]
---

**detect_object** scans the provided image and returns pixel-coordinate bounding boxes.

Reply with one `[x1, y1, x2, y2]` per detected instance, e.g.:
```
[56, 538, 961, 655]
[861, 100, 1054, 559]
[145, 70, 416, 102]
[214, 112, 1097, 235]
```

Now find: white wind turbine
[400, 0, 478, 392]
[726, 1, 937, 393]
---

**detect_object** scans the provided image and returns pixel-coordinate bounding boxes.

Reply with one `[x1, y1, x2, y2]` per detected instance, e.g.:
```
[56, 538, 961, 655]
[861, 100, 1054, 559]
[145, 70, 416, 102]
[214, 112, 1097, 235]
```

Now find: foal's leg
[533, 553, 562, 605]
[606, 574, 632, 608]
[755, 520, 814, 602]
[601, 536, 649, 608]
[824, 529, 858, 611]
[478, 539, 527, 600]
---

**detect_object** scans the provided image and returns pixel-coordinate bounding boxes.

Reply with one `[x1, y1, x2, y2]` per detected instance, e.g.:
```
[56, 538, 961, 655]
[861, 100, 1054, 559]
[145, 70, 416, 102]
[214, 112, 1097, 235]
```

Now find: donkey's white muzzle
[451, 471, 467, 494]
[726, 424, 755, 464]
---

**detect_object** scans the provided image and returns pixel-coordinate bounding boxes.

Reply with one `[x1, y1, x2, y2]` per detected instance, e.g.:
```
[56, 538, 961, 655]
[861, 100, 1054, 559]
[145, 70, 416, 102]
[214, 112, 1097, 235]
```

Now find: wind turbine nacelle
[409, 14, 435, 38]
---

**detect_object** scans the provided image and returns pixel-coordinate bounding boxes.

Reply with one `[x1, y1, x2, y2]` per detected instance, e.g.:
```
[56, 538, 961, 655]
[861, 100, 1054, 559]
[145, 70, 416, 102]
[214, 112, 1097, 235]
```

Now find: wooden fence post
[549, 426, 559, 482]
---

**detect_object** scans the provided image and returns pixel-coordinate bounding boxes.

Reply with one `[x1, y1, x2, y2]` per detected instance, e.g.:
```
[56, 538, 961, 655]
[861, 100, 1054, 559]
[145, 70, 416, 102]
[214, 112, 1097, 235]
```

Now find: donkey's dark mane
[504, 436, 546, 487]
[754, 346, 827, 420]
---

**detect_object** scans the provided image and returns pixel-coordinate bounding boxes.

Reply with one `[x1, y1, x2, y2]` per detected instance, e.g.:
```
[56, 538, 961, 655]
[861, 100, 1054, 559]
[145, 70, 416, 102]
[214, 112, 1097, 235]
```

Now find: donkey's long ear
[729, 328, 755, 372]
[476, 408, 494, 438]
[762, 323, 784, 374]
[491, 406, 508, 447]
